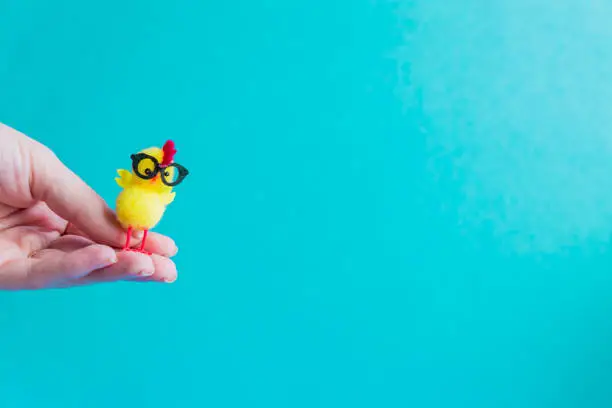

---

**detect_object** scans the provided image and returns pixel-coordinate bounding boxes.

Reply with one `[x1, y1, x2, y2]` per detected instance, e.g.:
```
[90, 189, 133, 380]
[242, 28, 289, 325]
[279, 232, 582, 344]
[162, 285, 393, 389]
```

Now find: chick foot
[122, 228, 152, 255]
[124, 247, 152, 256]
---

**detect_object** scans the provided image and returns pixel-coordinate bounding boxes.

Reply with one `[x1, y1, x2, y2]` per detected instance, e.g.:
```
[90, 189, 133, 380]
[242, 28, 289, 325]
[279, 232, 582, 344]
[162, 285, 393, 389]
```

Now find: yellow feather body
[115, 147, 176, 230]
[116, 187, 168, 230]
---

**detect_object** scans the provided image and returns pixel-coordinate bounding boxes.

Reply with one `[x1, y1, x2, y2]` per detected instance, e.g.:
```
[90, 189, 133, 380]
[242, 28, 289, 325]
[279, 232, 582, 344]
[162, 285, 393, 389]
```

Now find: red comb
[161, 140, 177, 166]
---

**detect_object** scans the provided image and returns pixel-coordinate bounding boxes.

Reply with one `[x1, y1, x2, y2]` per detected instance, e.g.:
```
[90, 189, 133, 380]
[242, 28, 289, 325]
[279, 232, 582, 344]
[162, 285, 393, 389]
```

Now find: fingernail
[132, 230, 144, 239]
[163, 276, 176, 283]
[138, 269, 154, 277]
[104, 255, 118, 266]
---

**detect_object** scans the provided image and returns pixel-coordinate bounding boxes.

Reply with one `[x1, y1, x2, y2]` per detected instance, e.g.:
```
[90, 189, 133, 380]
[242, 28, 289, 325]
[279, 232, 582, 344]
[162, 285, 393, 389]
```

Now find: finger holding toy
[29, 141, 134, 248]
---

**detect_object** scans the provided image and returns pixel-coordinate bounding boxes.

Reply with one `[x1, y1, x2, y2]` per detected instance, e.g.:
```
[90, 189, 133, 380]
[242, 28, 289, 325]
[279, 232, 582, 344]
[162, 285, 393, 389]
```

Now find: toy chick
[115, 140, 189, 254]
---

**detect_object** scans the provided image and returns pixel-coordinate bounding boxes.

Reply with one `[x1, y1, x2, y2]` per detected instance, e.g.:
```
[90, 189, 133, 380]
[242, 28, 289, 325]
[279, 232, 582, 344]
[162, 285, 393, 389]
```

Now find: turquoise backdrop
[2, 1, 612, 407]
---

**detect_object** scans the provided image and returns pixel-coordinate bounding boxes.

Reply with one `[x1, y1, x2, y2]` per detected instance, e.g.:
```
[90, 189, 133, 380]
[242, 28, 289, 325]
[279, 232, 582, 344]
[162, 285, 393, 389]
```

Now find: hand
[0, 123, 178, 290]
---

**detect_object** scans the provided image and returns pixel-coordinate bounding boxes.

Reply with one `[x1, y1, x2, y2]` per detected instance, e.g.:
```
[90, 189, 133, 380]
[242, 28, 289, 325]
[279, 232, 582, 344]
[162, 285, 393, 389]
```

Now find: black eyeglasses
[131, 153, 189, 187]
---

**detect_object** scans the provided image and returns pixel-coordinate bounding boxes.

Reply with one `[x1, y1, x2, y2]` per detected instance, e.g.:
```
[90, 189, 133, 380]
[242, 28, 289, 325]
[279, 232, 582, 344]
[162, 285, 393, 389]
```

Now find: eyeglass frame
[130, 153, 189, 187]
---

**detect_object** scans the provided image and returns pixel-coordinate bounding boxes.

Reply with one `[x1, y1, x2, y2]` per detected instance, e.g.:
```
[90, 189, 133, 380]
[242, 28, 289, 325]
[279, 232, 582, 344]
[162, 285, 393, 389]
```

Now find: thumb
[30, 145, 134, 247]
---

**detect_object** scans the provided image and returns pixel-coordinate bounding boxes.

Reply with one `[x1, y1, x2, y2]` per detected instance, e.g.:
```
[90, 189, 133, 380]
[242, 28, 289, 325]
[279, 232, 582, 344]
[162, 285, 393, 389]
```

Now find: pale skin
[0, 122, 178, 290]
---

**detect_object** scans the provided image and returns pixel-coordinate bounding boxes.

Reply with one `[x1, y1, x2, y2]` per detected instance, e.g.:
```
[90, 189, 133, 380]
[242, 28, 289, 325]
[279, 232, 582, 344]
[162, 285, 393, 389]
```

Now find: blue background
[2, 1, 612, 407]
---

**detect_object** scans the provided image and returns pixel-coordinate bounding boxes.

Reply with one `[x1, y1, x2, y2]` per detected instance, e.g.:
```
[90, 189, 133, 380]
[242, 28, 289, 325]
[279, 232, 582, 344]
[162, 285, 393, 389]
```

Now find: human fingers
[0, 227, 60, 261]
[0, 244, 117, 290]
[45, 234, 97, 252]
[0, 202, 66, 232]
[128, 253, 178, 283]
[74, 251, 156, 284]
[140, 232, 178, 257]
[28, 144, 135, 247]
[76, 252, 176, 285]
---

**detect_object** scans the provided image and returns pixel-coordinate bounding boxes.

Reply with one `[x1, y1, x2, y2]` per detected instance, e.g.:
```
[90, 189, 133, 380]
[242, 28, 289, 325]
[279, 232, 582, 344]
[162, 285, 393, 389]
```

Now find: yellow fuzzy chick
[115, 140, 189, 254]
